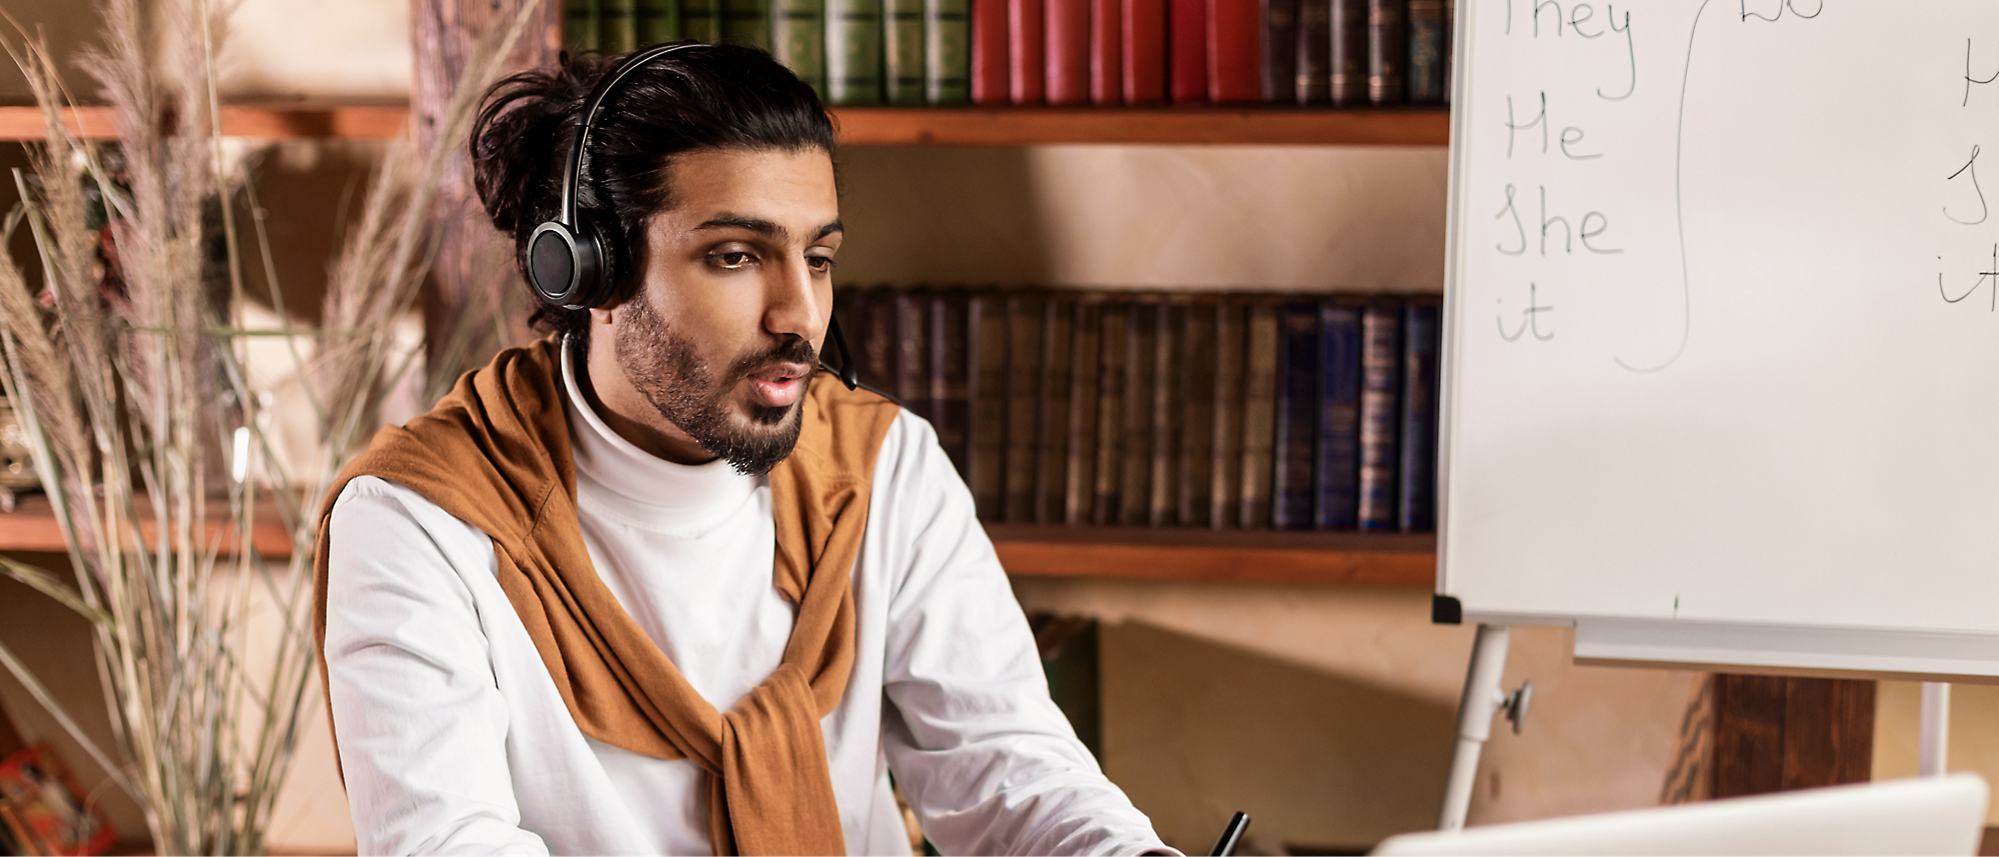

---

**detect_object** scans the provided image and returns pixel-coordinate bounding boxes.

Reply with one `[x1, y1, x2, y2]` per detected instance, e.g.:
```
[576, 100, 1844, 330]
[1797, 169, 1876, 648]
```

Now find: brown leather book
[1238, 299, 1279, 529]
[1118, 298, 1154, 527]
[1004, 293, 1044, 522]
[969, 293, 1009, 520]
[1035, 295, 1073, 523]
[1146, 300, 1177, 527]
[1092, 300, 1128, 525]
[1064, 298, 1102, 525]
[1178, 296, 1217, 527]
[1209, 298, 1245, 528]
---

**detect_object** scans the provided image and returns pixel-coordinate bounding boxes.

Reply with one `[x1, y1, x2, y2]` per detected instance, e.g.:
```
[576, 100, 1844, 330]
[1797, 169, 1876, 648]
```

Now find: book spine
[1365, 0, 1405, 104]
[1356, 303, 1403, 530]
[1295, 0, 1328, 103]
[723, 0, 773, 50]
[886, 0, 928, 102]
[1443, 0, 1454, 103]
[927, 0, 974, 101]
[1238, 301, 1278, 528]
[1168, 0, 1207, 102]
[1259, 0, 1298, 102]
[1178, 299, 1216, 527]
[1092, 301, 1128, 525]
[1316, 302, 1363, 528]
[938, 294, 972, 475]
[1328, 0, 1367, 104]
[684, 0, 724, 43]
[972, 0, 1011, 102]
[1398, 300, 1441, 532]
[970, 294, 1008, 520]
[1122, 0, 1167, 102]
[1405, 0, 1443, 103]
[1010, 0, 1047, 103]
[1208, 0, 1261, 103]
[1037, 297, 1073, 523]
[827, 0, 884, 102]
[1271, 302, 1319, 530]
[605, 0, 639, 51]
[567, 0, 603, 52]
[1148, 302, 1179, 526]
[1005, 294, 1043, 523]
[774, 0, 828, 95]
[1090, 0, 1123, 103]
[864, 288, 897, 395]
[1209, 299, 1243, 528]
[637, 0, 679, 45]
[1119, 301, 1153, 526]
[1066, 300, 1101, 525]
[1046, 0, 1090, 104]
[894, 291, 929, 424]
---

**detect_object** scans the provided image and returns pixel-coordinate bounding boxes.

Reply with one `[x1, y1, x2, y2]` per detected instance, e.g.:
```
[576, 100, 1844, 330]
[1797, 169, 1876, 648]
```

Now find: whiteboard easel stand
[1438, 623, 1518, 831]
[1921, 682, 1950, 777]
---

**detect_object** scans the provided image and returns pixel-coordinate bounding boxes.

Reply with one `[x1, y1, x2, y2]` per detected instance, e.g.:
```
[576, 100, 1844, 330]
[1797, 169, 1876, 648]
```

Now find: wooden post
[1710, 675, 1875, 798]
[410, 0, 563, 367]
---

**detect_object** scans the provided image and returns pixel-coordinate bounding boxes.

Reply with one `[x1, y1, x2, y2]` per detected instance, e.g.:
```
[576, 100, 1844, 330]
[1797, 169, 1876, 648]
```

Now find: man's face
[584, 147, 841, 475]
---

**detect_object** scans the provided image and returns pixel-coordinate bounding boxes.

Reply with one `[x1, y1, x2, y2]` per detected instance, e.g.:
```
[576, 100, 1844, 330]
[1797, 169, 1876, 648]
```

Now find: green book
[825, 0, 884, 103]
[772, 0, 826, 94]
[884, 0, 924, 103]
[637, 0, 679, 45]
[683, 0, 722, 42]
[923, 0, 969, 102]
[565, 0, 603, 53]
[722, 0, 771, 51]
[604, 0, 639, 51]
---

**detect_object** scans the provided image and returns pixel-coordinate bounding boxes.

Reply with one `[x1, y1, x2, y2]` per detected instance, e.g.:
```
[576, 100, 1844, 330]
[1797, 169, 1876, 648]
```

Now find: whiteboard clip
[1497, 680, 1533, 735]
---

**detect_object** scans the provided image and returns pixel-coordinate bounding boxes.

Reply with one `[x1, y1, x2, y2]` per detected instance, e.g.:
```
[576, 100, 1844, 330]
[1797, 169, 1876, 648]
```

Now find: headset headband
[556, 42, 700, 231]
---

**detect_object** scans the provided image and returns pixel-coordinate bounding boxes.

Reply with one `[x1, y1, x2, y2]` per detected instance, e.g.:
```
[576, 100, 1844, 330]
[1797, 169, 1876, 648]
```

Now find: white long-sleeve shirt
[322, 347, 1169, 856]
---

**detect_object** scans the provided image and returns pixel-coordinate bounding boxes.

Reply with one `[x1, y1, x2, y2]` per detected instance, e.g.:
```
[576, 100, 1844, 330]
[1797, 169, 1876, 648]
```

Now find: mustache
[729, 337, 820, 378]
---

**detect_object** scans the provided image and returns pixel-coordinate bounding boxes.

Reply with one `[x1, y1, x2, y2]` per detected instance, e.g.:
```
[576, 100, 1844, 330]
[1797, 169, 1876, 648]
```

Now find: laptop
[1372, 774, 1988, 856]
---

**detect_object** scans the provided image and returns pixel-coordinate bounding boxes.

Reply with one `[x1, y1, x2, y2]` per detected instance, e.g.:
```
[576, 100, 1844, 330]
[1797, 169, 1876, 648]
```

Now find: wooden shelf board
[1, 105, 1449, 146]
[0, 493, 298, 559]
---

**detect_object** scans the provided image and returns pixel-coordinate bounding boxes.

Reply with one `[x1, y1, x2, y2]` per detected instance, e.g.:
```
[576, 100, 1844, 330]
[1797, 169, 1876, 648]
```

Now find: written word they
[1503, 0, 1635, 101]
[1507, 92, 1603, 160]
[1495, 185, 1624, 257]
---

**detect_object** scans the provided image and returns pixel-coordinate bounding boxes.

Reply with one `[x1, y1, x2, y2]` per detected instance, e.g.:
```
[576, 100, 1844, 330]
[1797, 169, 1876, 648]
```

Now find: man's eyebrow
[693, 214, 786, 240]
[815, 220, 844, 241]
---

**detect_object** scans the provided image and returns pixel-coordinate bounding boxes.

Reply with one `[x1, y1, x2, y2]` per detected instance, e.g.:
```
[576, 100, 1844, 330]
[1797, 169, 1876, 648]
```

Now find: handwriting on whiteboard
[1943, 42, 1999, 311]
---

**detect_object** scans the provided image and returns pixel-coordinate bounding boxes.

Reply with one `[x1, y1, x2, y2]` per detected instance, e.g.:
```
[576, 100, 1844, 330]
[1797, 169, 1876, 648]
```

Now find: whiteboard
[1439, 0, 1999, 678]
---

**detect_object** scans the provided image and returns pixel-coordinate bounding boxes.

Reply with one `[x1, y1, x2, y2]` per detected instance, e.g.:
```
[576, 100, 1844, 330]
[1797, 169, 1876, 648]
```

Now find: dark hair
[470, 43, 837, 338]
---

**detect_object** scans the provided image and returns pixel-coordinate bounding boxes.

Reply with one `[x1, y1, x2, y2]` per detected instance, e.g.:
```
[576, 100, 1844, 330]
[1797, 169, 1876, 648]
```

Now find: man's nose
[763, 255, 825, 343]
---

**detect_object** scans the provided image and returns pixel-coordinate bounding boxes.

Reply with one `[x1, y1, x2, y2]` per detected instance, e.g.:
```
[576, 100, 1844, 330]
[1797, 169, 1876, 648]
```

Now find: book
[1168, 0, 1207, 102]
[1260, 0, 1298, 102]
[566, 0, 604, 52]
[1065, 299, 1102, 524]
[1443, 0, 1454, 102]
[1295, 0, 1329, 103]
[1356, 302, 1402, 529]
[1178, 298, 1217, 527]
[1329, 0, 1367, 104]
[827, 0, 885, 103]
[1405, 0, 1444, 103]
[1046, 0, 1091, 104]
[1122, 0, 1167, 102]
[723, 0, 772, 51]
[894, 291, 930, 426]
[1004, 293, 1043, 522]
[936, 292, 972, 474]
[1209, 299, 1244, 528]
[1090, 0, 1123, 103]
[637, 0, 678, 45]
[1148, 301, 1180, 526]
[1398, 300, 1441, 531]
[1316, 301, 1363, 528]
[863, 288, 898, 394]
[1271, 301, 1320, 530]
[886, 0, 926, 102]
[1010, 0, 1047, 103]
[969, 294, 1008, 519]
[0, 745, 114, 857]
[1366, 0, 1405, 104]
[1209, 0, 1262, 103]
[927, 0, 973, 101]
[684, 0, 724, 43]
[1092, 301, 1128, 525]
[1238, 300, 1278, 528]
[972, 0, 1011, 102]
[833, 287, 870, 385]
[1037, 297, 1074, 522]
[1119, 300, 1153, 526]
[774, 0, 828, 95]
[604, 0, 639, 51]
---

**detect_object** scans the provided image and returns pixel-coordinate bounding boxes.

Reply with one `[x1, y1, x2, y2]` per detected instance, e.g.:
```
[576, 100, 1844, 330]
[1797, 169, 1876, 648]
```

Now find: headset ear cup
[571, 211, 616, 309]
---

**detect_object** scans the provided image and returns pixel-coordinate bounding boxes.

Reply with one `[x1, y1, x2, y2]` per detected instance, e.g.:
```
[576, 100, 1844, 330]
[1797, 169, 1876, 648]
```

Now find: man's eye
[710, 251, 754, 269]
[807, 256, 836, 273]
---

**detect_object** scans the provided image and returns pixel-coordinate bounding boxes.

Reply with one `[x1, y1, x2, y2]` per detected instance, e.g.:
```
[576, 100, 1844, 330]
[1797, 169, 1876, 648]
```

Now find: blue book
[1315, 302, 1363, 528]
[1398, 301, 1442, 531]
[1356, 303, 1403, 529]
[1271, 301, 1321, 530]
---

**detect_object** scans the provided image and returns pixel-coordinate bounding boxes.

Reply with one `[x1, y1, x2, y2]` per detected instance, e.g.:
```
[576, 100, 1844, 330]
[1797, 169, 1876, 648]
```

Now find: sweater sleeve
[872, 415, 1176, 857]
[324, 476, 551, 856]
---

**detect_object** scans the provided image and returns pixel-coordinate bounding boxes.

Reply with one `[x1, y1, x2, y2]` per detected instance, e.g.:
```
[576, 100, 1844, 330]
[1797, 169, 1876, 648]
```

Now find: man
[312, 42, 1173, 856]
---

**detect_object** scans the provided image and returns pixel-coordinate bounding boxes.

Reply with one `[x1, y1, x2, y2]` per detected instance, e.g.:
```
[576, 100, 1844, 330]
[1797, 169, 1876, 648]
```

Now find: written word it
[1494, 184, 1624, 258]
[1506, 92, 1604, 160]
[1498, 283, 1556, 343]
[1502, 1, 1635, 101]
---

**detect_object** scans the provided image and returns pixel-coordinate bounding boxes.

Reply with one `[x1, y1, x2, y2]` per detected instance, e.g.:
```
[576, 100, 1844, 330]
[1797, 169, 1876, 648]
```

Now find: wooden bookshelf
[0, 494, 297, 559]
[0, 104, 1450, 146]
[0, 494, 1436, 584]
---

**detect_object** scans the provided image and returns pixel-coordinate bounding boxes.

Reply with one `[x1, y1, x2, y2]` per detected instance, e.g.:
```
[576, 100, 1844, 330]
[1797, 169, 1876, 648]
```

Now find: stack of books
[833, 286, 1443, 533]
[562, 0, 1451, 106]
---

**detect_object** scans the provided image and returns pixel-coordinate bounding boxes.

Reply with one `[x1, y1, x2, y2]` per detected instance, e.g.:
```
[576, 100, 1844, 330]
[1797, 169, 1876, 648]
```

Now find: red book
[1010, 0, 1047, 103]
[1122, 0, 1166, 102]
[972, 0, 1010, 102]
[1046, 0, 1090, 103]
[1090, 0, 1123, 102]
[1168, 0, 1206, 102]
[1207, 0, 1258, 102]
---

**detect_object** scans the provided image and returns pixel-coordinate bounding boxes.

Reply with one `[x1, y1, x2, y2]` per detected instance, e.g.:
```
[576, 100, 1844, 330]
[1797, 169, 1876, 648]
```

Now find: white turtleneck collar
[560, 337, 759, 530]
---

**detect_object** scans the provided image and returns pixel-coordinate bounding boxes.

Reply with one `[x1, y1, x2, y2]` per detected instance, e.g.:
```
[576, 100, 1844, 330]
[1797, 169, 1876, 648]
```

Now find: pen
[1208, 811, 1250, 857]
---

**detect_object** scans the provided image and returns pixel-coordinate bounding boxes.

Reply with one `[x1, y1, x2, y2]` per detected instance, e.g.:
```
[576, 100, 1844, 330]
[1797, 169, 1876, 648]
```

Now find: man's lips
[746, 362, 811, 407]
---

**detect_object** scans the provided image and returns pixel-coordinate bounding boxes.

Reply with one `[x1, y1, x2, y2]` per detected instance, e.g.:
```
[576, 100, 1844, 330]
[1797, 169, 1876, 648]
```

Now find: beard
[613, 298, 816, 476]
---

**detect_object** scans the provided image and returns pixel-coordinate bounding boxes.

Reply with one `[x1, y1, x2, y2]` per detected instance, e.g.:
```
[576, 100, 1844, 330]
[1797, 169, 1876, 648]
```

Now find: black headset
[525, 41, 859, 390]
